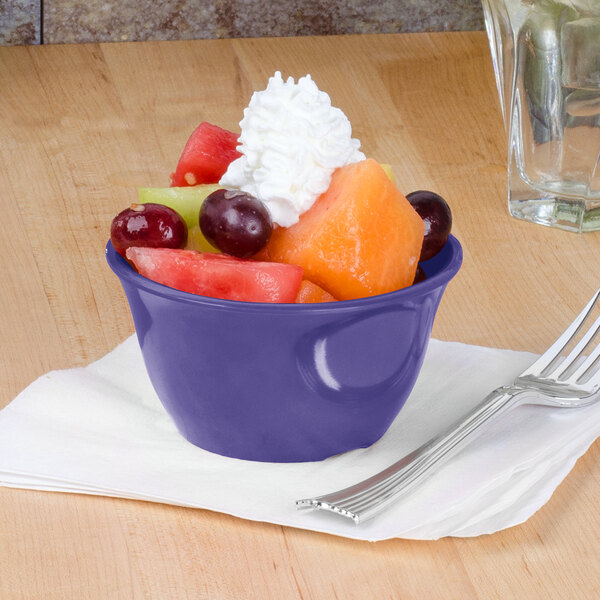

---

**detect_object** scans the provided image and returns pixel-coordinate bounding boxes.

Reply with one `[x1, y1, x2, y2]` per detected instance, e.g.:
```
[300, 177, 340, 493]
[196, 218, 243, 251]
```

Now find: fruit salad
[110, 72, 452, 303]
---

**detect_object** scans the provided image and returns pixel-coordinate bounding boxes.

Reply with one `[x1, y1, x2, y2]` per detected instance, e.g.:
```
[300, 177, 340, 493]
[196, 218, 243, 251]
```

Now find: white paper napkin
[1, 335, 599, 541]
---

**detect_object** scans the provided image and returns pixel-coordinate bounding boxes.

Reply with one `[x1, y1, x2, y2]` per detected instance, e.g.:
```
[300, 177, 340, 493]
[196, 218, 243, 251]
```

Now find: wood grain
[1, 32, 599, 599]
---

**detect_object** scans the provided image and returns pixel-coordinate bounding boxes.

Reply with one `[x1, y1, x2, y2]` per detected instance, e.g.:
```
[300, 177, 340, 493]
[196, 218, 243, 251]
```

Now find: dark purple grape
[413, 265, 427, 284]
[110, 203, 187, 257]
[406, 190, 452, 261]
[199, 189, 272, 258]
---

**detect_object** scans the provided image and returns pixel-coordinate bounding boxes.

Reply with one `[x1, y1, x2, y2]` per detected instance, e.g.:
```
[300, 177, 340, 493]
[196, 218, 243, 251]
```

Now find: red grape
[406, 190, 452, 261]
[199, 189, 272, 258]
[110, 203, 187, 257]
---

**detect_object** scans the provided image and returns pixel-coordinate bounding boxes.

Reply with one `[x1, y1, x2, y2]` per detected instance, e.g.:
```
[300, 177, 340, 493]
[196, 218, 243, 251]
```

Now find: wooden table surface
[1, 32, 599, 599]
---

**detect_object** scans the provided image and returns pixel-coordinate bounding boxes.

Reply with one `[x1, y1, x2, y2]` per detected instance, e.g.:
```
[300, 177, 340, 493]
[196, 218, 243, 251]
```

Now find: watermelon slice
[126, 247, 303, 303]
[170, 122, 241, 187]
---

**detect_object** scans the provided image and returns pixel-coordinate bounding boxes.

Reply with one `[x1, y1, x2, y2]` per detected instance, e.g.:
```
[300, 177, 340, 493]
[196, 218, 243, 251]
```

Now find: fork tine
[562, 328, 600, 385]
[520, 287, 600, 378]
[556, 311, 600, 380]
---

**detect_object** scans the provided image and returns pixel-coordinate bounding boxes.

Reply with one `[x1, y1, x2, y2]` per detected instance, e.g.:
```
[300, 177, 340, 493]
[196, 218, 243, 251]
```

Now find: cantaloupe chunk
[259, 159, 424, 300]
[295, 280, 337, 303]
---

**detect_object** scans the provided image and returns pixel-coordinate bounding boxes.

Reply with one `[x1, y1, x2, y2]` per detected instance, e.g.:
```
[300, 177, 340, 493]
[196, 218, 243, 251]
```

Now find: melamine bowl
[106, 235, 462, 462]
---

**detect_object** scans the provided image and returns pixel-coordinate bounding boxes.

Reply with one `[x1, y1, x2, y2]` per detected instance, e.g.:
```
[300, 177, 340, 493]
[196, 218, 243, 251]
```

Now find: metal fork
[296, 288, 600, 524]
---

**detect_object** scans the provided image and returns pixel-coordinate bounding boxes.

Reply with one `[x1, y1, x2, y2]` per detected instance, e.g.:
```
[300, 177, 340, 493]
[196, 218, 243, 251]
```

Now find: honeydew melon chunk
[138, 184, 220, 231]
[138, 184, 221, 252]
[380, 163, 396, 184]
[187, 225, 220, 253]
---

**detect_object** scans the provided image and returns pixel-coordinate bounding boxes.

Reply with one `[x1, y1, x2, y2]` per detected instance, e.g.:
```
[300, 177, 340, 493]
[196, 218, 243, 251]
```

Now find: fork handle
[297, 386, 529, 523]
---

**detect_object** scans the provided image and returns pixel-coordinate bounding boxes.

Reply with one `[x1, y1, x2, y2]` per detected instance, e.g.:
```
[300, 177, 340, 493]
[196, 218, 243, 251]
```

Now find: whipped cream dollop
[219, 71, 365, 227]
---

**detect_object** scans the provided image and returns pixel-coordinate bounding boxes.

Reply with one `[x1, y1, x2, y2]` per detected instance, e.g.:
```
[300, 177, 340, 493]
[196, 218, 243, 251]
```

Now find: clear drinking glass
[482, 0, 600, 232]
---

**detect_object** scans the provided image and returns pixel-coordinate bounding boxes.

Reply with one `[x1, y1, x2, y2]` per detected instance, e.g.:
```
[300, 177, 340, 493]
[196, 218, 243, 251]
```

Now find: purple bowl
[106, 236, 462, 462]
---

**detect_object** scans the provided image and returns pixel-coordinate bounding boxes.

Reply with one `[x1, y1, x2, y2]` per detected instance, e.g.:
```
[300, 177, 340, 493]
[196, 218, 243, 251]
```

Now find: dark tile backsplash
[1, 0, 484, 46]
[1, 0, 40, 45]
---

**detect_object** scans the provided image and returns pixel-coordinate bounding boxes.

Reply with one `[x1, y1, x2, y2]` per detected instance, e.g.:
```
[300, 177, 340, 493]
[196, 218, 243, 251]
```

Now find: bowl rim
[106, 235, 463, 314]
